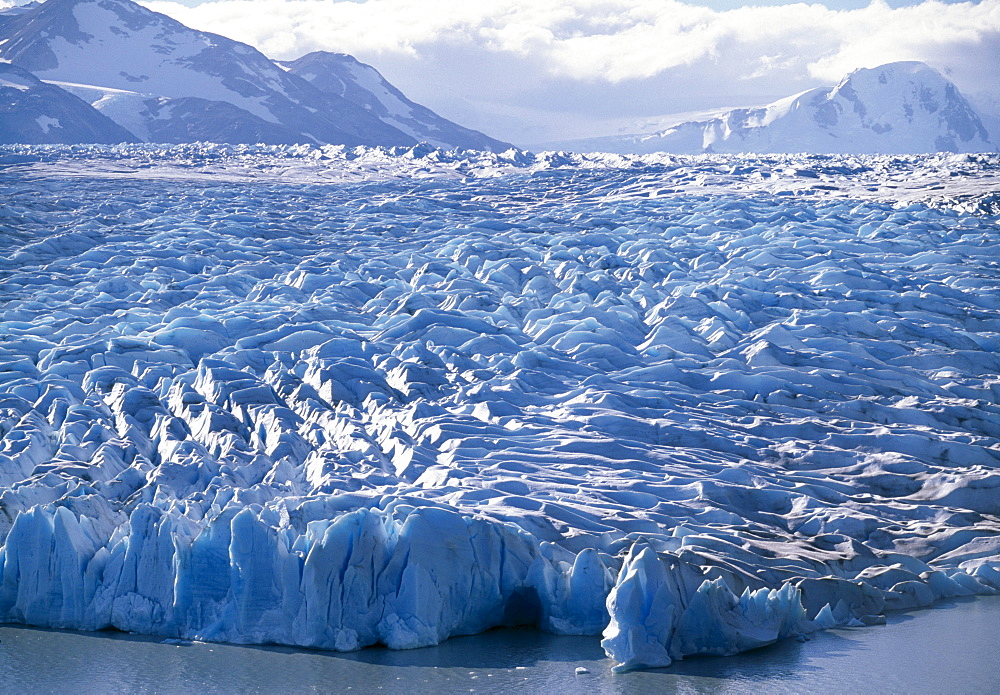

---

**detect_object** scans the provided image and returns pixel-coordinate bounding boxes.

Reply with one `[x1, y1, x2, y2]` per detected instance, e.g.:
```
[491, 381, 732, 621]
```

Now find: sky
[124, 0, 1000, 144]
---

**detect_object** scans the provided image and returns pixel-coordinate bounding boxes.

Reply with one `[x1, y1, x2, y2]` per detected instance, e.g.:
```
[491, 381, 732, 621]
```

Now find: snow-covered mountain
[281, 52, 511, 152]
[51, 82, 308, 144]
[0, 0, 509, 149]
[0, 62, 136, 144]
[558, 62, 995, 155]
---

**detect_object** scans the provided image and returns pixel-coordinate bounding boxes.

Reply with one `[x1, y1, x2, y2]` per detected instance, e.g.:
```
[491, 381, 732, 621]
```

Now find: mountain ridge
[543, 62, 995, 155]
[0, 0, 511, 149]
[281, 51, 510, 153]
[0, 61, 139, 144]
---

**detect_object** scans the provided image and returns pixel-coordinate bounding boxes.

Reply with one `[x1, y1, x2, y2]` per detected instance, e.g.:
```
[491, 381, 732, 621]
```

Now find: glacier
[1, 144, 999, 670]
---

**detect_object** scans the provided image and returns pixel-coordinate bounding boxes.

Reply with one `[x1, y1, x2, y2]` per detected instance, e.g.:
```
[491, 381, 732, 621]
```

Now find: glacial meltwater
[2, 597, 999, 693]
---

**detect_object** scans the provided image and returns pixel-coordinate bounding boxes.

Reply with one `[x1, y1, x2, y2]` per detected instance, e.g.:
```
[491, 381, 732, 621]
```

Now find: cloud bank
[141, 0, 1000, 144]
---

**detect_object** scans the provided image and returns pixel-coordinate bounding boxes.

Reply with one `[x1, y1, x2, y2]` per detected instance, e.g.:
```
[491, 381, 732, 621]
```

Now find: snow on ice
[1, 144, 999, 670]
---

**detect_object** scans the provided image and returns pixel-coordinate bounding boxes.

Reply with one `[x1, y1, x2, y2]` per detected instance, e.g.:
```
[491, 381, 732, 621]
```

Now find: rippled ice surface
[1, 145, 999, 669]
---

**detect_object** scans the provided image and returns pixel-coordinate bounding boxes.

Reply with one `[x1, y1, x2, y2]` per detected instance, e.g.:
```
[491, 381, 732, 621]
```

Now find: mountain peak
[283, 50, 513, 151]
[550, 61, 994, 155]
[0, 0, 509, 149]
[833, 61, 947, 95]
[294, 51, 359, 64]
[22, 0, 161, 23]
[0, 0, 181, 74]
[851, 60, 941, 78]
[822, 60, 990, 152]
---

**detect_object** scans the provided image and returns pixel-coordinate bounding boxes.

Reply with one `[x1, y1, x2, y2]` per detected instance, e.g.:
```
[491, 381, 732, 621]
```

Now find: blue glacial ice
[1, 144, 999, 670]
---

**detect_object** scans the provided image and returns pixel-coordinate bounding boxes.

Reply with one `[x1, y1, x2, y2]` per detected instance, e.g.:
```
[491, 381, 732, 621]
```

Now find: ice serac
[670, 580, 811, 657]
[602, 544, 678, 671]
[556, 61, 995, 154]
[1, 146, 1000, 670]
[281, 52, 513, 153]
[0, 63, 137, 144]
[602, 543, 816, 671]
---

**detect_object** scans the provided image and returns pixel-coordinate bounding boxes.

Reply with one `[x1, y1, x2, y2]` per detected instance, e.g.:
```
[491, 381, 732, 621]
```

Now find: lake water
[2, 597, 999, 694]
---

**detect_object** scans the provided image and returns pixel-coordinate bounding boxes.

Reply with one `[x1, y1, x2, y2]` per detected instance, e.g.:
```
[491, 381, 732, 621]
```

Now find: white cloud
[140, 0, 1000, 144]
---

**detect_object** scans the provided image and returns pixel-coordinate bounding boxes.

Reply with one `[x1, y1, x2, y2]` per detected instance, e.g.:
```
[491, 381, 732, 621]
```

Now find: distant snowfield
[1, 145, 999, 671]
